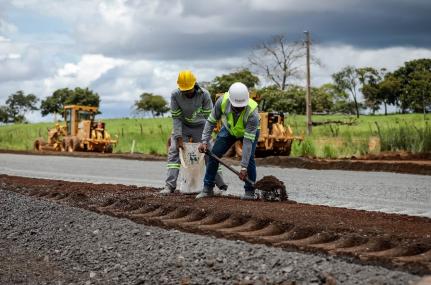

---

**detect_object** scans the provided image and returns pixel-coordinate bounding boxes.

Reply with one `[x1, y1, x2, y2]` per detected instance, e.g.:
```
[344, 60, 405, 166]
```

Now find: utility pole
[304, 31, 312, 135]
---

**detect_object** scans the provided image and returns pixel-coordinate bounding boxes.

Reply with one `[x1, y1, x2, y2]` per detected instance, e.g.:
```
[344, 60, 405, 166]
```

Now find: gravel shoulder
[0, 189, 421, 285]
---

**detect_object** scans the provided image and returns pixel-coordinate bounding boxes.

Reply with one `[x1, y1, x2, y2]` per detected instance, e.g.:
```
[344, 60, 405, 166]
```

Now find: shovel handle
[205, 149, 255, 186]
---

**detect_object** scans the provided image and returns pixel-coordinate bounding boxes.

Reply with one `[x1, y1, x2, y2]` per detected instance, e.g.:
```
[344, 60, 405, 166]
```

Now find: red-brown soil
[1, 174, 430, 275]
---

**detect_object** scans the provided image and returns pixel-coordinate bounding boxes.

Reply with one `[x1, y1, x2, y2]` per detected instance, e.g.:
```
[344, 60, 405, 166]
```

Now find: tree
[249, 35, 304, 90]
[0, 106, 9, 123]
[134, 93, 169, 118]
[257, 85, 306, 114]
[41, 87, 100, 117]
[40, 88, 69, 116]
[5, 91, 39, 123]
[332, 66, 362, 118]
[311, 85, 335, 114]
[377, 75, 401, 114]
[66, 87, 100, 107]
[409, 70, 431, 116]
[390, 58, 431, 113]
[356, 67, 384, 114]
[207, 69, 259, 100]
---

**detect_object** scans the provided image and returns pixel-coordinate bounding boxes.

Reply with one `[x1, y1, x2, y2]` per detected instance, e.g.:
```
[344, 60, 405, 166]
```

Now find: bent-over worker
[197, 82, 259, 200]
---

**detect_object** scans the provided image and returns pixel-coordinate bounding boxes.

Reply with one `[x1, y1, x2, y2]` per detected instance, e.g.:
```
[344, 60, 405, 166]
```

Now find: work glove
[198, 143, 208, 153]
[176, 137, 184, 150]
[239, 167, 248, 181]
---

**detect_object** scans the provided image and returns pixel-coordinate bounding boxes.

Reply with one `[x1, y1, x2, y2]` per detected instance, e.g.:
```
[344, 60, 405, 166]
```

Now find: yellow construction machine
[215, 92, 303, 157]
[34, 105, 117, 153]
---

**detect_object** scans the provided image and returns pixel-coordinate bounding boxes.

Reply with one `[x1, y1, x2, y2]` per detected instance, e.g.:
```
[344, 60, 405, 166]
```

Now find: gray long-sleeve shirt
[170, 87, 213, 139]
[202, 97, 259, 168]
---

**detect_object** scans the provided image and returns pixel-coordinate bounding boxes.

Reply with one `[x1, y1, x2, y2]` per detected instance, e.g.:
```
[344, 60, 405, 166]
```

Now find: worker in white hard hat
[197, 82, 260, 200]
[160, 70, 227, 194]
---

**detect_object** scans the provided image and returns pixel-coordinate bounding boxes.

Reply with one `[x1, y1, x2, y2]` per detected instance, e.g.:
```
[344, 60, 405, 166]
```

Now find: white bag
[179, 142, 205, 194]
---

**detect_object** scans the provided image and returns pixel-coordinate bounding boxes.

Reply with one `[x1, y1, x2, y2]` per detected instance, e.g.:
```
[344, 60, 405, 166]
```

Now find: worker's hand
[239, 167, 248, 181]
[198, 143, 208, 153]
[176, 137, 184, 150]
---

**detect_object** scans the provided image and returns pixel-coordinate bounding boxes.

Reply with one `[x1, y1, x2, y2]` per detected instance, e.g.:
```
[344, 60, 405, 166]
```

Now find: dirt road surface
[1, 153, 430, 218]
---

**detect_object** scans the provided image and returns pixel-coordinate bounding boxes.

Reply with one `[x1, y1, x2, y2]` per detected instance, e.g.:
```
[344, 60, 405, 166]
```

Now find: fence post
[131, 140, 135, 154]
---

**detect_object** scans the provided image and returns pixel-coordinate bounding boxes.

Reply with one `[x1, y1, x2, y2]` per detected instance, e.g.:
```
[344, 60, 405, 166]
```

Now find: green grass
[0, 113, 430, 157]
[104, 118, 171, 155]
[0, 122, 53, 151]
[285, 113, 430, 157]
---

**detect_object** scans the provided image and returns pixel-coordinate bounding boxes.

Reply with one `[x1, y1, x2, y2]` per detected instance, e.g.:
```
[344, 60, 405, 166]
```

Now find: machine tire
[61, 138, 68, 152]
[67, 137, 80, 152]
[282, 140, 292, 156]
[104, 144, 113, 153]
[33, 138, 46, 151]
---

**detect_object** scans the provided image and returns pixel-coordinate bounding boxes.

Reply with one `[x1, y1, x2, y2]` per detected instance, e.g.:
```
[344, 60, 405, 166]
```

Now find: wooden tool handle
[205, 149, 255, 186]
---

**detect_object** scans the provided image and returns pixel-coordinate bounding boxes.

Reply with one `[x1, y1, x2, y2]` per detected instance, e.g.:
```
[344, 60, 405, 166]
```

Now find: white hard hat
[228, 82, 249, 107]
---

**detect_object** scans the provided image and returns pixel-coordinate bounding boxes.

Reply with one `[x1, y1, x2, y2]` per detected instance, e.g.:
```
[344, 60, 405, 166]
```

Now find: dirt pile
[255, 175, 288, 201]
[255, 175, 285, 192]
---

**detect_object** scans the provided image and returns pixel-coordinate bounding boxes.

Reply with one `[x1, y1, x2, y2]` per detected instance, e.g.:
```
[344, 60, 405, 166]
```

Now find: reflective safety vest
[220, 92, 258, 140]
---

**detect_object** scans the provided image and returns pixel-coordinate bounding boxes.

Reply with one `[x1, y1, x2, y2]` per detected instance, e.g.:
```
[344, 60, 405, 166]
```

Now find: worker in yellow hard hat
[160, 70, 227, 194]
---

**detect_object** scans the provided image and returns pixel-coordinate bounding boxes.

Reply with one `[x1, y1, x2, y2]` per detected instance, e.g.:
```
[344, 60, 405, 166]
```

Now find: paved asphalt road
[1, 153, 430, 218]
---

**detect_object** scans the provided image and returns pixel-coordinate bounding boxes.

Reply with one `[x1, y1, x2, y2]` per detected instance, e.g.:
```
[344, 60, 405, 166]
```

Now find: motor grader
[215, 92, 303, 157]
[34, 105, 117, 153]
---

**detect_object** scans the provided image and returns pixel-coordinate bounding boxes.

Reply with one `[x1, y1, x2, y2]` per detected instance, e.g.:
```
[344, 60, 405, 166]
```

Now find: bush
[375, 121, 431, 153]
[322, 144, 337, 159]
[291, 138, 316, 157]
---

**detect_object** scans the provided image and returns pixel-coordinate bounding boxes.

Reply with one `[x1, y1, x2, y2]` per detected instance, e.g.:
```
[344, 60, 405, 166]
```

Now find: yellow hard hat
[177, 70, 196, 91]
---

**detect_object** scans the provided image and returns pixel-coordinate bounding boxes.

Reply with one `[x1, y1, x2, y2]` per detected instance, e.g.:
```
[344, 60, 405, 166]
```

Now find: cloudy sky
[1, 0, 430, 121]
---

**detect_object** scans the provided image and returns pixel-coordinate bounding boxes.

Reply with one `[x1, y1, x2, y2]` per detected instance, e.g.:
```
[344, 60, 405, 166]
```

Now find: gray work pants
[166, 124, 225, 190]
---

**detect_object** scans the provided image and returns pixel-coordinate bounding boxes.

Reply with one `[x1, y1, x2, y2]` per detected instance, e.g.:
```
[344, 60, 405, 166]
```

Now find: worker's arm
[170, 91, 182, 139]
[201, 97, 223, 144]
[240, 110, 259, 168]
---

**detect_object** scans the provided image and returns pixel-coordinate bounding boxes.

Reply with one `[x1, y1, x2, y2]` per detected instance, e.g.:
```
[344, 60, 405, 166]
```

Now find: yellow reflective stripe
[208, 114, 217, 123]
[244, 132, 256, 140]
[171, 109, 182, 118]
[167, 163, 181, 169]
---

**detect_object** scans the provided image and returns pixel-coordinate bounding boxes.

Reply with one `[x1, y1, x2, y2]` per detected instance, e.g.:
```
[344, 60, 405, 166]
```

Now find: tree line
[0, 87, 100, 123]
[1, 33, 429, 123]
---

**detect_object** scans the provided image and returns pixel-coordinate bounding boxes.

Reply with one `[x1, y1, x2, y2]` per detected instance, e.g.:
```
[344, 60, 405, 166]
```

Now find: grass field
[0, 114, 429, 157]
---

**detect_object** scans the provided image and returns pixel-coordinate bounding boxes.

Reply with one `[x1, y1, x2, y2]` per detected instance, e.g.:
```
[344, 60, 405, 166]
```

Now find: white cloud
[0, 40, 46, 82]
[44, 54, 128, 94]
[312, 45, 431, 86]
[0, 18, 18, 35]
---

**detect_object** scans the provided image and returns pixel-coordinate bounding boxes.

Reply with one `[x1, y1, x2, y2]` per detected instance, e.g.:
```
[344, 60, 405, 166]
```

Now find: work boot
[159, 185, 175, 195]
[195, 187, 214, 199]
[218, 184, 228, 191]
[240, 191, 256, 200]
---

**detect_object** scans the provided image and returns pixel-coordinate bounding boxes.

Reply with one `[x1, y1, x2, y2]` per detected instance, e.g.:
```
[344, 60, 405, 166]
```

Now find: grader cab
[34, 105, 117, 153]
